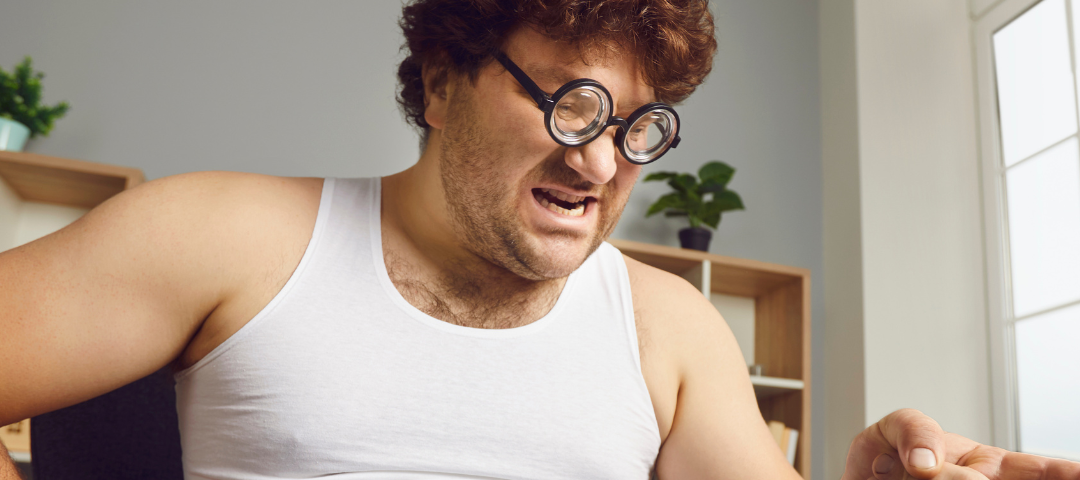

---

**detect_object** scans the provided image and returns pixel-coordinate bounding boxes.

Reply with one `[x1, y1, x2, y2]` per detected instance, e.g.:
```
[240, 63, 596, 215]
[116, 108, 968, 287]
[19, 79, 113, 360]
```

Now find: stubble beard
[438, 85, 626, 282]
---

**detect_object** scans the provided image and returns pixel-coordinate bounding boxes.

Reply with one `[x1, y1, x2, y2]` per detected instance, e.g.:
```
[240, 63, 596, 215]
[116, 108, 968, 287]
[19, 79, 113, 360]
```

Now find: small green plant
[644, 160, 745, 229]
[0, 56, 70, 138]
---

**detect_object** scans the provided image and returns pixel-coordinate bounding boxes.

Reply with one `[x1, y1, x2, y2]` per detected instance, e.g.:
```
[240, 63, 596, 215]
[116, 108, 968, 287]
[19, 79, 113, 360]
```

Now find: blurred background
[2, 0, 1077, 479]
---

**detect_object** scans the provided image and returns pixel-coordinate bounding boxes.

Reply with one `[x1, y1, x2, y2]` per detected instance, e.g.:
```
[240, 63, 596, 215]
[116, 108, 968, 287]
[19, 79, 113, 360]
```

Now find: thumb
[878, 409, 947, 479]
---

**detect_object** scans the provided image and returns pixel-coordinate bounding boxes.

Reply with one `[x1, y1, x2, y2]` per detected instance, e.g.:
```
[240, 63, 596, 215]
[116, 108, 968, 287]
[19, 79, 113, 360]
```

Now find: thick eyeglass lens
[624, 110, 675, 162]
[551, 87, 606, 142]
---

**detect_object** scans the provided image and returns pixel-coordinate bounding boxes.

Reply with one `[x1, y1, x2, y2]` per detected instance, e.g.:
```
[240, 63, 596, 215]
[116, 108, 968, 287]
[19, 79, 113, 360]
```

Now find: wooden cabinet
[610, 238, 812, 478]
[0, 150, 144, 464]
[0, 150, 144, 252]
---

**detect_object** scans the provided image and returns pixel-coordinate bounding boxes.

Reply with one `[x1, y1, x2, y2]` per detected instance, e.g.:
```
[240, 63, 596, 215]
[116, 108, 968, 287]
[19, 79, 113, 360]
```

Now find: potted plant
[0, 56, 70, 152]
[644, 160, 745, 251]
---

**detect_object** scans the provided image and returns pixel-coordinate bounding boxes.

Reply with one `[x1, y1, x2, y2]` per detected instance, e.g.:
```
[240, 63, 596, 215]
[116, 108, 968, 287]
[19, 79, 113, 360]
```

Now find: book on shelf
[785, 428, 799, 465]
[768, 420, 784, 446]
[766, 420, 798, 466]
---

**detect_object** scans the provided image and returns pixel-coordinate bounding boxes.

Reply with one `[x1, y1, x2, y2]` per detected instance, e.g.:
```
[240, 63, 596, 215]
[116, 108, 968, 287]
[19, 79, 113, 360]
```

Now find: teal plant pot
[0, 117, 30, 151]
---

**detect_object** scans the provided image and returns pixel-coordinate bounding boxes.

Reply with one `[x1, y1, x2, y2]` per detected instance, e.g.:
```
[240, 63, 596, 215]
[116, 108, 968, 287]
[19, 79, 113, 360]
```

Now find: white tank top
[174, 177, 661, 480]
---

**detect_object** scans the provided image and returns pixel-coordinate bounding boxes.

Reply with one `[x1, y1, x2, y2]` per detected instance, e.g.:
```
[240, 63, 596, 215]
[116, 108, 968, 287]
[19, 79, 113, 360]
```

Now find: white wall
[819, 0, 867, 478]
[821, 1, 992, 478]
[856, 0, 989, 437]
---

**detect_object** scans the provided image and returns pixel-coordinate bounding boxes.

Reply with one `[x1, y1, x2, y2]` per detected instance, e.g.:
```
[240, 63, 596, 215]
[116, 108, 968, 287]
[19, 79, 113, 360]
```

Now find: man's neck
[379, 162, 567, 329]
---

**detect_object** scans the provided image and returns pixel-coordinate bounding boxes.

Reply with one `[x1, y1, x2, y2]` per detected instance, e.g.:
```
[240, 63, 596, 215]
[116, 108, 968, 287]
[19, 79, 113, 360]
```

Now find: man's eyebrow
[519, 61, 658, 112]
[520, 62, 579, 91]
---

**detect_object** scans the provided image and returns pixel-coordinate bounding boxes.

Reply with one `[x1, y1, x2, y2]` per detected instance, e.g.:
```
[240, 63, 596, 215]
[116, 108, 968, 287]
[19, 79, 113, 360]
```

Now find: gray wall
[0, 1, 416, 179]
[1, 1, 824, 478]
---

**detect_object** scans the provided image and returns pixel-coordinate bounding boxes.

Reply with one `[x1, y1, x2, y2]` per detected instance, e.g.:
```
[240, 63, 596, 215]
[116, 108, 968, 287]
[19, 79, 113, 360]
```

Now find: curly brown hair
[397, 0, 717, 141]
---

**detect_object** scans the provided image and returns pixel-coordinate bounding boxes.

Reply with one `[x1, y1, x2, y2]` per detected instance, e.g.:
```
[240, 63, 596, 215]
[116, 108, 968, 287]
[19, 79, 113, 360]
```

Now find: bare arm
[0, 170, 286, 425]
[627, 259, 800, 479]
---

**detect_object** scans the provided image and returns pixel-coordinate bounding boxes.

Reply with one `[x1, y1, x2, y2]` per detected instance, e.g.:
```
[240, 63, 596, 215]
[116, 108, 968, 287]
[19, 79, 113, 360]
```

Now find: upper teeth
[542, 188, 586, 204]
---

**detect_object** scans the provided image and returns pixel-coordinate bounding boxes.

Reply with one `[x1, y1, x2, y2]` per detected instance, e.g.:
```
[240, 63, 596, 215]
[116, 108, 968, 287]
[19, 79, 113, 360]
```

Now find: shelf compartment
[751, 375, 805, 399]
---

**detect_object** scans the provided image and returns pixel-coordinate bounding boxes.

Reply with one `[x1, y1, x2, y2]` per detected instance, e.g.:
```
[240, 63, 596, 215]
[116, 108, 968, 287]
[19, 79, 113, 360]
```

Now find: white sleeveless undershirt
[174, 177, 661, 480]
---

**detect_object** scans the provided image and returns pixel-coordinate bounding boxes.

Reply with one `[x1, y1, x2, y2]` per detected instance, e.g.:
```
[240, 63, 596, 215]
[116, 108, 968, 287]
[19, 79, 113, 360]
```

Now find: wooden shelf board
[751, 375, 804, 399]
[0, 151, 144, 209]
[609, 238, 808, 297]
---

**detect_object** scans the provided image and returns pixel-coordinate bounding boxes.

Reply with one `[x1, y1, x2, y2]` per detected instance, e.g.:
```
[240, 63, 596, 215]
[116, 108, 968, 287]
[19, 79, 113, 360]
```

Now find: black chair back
[30, 368, 184, 480]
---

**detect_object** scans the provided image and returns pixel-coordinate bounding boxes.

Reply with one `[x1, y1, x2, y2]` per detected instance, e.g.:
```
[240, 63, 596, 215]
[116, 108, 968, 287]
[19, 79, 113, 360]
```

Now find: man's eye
[556, 103, 577, 119]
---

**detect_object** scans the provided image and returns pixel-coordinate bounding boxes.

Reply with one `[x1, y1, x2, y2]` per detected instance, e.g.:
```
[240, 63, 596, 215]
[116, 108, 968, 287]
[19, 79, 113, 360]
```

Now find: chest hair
[384, 250, 562, 329]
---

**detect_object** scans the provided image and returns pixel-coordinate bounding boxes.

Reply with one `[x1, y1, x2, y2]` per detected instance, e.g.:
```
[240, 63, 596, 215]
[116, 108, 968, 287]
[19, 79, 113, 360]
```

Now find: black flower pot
[678, 227, 712, 251]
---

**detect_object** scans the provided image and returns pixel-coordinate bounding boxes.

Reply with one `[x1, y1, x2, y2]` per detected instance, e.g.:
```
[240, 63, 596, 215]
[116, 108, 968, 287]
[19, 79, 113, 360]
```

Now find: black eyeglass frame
[492, 50, 681, 165]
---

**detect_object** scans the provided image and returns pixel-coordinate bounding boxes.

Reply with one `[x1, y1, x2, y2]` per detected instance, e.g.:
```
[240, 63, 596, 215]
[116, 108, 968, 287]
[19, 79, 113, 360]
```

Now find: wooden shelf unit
[609, 238, 811, 478]
[0, 151, 144, 209]
[0, 151, 145, 463]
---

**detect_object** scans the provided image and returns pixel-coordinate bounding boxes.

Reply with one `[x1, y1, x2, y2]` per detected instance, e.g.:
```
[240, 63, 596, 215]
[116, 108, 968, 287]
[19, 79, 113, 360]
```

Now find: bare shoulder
[119, 170, 324, 295]
[0, 170, 324, 424]
[622, 253, 791, 478]
[621, 253, 733, 443]
[621, 251, 738, 368]
[622, 254, 714, 318]
[167, 171, 325, 369]
[622, 253, 729, 351]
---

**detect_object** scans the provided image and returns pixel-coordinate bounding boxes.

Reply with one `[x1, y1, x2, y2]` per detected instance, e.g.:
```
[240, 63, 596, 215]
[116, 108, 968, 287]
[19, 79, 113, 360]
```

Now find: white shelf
[751, 375, 804, 399]
[7, 450, 30, 463]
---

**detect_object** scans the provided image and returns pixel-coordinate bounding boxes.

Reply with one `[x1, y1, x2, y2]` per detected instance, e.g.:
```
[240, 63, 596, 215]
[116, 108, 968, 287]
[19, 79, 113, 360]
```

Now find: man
[1, 1, 1078, 479]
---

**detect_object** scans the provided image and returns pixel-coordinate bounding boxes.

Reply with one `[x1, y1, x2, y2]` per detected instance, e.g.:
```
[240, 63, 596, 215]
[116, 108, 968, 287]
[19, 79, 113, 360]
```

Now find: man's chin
[511, 234, 603, 280]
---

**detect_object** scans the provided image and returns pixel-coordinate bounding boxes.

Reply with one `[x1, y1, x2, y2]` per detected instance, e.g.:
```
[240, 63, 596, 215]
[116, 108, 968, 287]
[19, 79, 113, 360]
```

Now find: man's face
[436, 27, 654, 281]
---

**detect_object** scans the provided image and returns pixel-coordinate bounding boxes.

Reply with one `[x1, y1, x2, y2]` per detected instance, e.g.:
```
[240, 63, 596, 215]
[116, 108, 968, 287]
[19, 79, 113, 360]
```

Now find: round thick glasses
[493, 51, 681, 165]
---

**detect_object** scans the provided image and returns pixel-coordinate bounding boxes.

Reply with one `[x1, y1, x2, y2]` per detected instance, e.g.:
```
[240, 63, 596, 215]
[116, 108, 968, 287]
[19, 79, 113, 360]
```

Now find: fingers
[855, 409, 1080, 480]
[931, 463, 991, 480]
[877, 409, 973, 479]
[842, 409, 984, 480]
[871, 453, 903, 480]
[840, 421, 897, 480]
[972, 449, 1080, 480]
[870, 454, 992, 480]
[1040, 452, 1080, 479]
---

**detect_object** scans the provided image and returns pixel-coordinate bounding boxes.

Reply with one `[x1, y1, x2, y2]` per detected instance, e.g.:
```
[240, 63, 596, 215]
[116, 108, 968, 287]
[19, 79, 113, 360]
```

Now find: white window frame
[973, 0, 1077, 452]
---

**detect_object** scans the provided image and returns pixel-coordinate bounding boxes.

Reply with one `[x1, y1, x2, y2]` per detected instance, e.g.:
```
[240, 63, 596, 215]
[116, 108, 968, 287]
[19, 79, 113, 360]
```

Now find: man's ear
[422, 62, 451, 131]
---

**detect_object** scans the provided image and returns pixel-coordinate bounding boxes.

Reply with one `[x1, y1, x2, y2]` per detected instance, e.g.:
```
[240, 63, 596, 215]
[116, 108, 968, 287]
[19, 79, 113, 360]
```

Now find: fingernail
[873, 454, 894, 474]
[910, 448, 937, 469]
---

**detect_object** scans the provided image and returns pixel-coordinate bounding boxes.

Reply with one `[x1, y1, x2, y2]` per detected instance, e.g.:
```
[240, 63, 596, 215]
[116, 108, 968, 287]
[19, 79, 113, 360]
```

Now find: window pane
[994, 0, 1078, 167]
[1015, 302, 1080, 461]
[1005, 137, 1080, 317]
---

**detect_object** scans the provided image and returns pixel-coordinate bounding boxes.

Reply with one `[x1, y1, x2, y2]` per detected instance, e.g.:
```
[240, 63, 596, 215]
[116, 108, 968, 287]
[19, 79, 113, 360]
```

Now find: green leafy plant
[644, 160, 745, 229]
[0, 56, 70, 138]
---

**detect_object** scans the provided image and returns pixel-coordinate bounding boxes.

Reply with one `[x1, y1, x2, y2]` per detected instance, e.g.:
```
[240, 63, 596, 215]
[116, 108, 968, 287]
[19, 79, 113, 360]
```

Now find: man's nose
[563, 133, 618, 184]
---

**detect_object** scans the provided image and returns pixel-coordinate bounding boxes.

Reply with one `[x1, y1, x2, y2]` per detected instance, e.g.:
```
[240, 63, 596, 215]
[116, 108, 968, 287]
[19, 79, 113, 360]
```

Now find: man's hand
[842, 408, 1080, 479]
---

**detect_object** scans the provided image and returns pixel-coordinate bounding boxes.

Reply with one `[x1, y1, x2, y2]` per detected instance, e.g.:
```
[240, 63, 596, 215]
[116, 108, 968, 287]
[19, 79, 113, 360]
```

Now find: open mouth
[532, 188, 592, 217]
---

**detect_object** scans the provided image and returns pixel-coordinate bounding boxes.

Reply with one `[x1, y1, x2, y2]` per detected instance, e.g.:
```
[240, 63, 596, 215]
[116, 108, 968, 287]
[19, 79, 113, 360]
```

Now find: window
[976, 0, 1080, 460]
